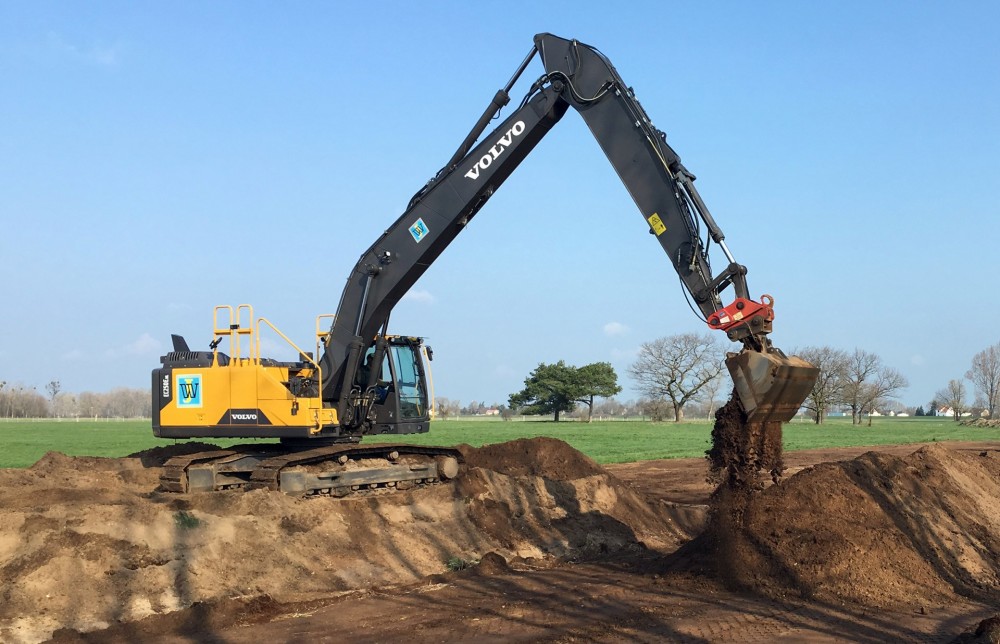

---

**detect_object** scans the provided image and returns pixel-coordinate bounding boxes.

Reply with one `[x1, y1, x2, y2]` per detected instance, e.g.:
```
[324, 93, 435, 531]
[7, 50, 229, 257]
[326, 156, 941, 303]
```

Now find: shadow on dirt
[27, 440, 1000, 643]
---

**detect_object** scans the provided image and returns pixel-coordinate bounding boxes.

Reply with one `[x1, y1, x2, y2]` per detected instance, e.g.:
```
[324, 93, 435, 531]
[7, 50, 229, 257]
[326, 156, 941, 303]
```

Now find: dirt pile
[0, 437, 681, 644]
[953, 615, 1000, 643]
[701, 444, 1000, 609]
[963, 418, 1000, 428]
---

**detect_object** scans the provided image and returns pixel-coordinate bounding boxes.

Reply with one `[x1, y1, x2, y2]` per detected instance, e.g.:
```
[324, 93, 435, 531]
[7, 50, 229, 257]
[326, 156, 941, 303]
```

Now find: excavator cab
[363, 337, 433, 434]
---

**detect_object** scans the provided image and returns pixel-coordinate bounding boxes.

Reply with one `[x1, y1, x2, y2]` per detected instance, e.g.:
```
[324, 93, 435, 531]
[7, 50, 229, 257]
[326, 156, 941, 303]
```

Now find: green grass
[1, 416, 997, 469]
[0, 419, 251, 469]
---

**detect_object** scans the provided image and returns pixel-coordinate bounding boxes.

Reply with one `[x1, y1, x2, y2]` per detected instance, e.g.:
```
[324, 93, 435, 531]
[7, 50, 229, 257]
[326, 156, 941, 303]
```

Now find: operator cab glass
[366, 338, 430, 431]
[389, 343, 427, 419]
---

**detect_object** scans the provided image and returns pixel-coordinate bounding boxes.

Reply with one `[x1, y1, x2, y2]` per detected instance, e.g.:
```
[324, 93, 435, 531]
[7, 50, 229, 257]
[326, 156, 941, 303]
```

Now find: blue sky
[1, 2, 997, 409]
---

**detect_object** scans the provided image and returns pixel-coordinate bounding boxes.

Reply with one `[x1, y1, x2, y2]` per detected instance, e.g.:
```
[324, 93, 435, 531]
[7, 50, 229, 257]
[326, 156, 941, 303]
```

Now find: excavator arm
[151, 33, 819, 496]
[319, 33, 817, 428]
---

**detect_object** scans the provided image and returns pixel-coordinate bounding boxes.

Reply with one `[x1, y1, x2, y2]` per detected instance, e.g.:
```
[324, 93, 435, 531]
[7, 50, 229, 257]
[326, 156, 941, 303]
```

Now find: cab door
[370, 339, 430, 434]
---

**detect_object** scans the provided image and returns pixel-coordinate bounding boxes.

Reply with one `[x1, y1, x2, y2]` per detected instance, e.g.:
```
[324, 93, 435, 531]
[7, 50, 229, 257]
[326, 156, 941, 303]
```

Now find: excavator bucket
[726, 349, 819, 424]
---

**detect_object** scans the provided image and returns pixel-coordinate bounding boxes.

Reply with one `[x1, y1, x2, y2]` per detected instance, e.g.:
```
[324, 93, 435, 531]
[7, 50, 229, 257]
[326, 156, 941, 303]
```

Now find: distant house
[938, 406, 972, 417]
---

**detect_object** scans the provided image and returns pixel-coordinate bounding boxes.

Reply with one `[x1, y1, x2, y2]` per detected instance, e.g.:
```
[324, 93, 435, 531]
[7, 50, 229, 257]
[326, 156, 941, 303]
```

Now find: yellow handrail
[256, 316, 325, 434]
[235, 304, 254, 362]
[315, 314, 336, 363]
[212, 305, 235, 357]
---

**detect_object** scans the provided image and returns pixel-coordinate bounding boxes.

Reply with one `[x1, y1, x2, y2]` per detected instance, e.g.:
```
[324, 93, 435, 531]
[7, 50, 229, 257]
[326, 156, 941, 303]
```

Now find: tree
[0, 384, 47, 418]
[639, 397, 672, 422]
[839, 349, 907, 425]
[796, 346, 849, 424]
[435, 397, 460, 420]
[627, 333, 724, 422]
[699, 372, 728, 420]
[915, 405, 925, 417]
[594, 398, 625, 419]
[841, 349, 881, 425]
[574, 362, 622, 422]
[967, 343, 1000, 419]
[46, 380, 61, 415]
[508, 361, 581, 422]
[936, 379, 968, 422]
[859, 366, 908, 425]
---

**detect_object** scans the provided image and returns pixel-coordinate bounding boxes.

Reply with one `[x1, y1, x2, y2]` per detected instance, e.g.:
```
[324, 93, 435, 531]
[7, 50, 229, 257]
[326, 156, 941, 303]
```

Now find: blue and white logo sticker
[409, 218, 429, 243]
[177, 374, 202, 408]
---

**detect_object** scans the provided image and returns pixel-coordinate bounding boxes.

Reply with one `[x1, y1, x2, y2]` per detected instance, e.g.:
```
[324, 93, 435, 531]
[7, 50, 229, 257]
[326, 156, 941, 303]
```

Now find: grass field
[1, 416, 998, 469]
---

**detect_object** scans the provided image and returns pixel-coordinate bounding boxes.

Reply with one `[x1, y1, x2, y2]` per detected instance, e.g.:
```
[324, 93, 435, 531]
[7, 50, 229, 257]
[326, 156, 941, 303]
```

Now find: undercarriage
[159, 443, 463, 497]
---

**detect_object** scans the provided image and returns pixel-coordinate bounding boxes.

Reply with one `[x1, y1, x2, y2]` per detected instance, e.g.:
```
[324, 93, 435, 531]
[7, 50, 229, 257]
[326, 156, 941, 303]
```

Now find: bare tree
[639, 397, 673, 422]
[594, 398, 625, 419]
[859, 366, 909, 425]
[699, 372, 729, 420]
[52, 393, 78, 419]
[967, 343, 1000, 418]
[796, 346, 849, 424]
[936, 379, 969, 422]
[0, 384, 47, 418]
[841, 349, 882, 425]
[46, 380, 61, 416]
[434, 397, 460, 420]
[628, 333, 724, 422]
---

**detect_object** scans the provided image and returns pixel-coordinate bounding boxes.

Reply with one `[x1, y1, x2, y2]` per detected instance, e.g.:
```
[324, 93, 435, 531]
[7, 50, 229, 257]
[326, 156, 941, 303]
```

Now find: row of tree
[0, 380, 151, 419]
[930, 342, 1000, 421]
[501, 335, 999, 425]
[504, 334, 728, 422]
[797, 347, 908, 424]
[503, 334, 918, 424]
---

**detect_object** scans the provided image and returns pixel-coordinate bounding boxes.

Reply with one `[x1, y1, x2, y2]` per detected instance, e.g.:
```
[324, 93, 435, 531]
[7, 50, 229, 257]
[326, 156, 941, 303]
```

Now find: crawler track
[159, 444, 463, 496]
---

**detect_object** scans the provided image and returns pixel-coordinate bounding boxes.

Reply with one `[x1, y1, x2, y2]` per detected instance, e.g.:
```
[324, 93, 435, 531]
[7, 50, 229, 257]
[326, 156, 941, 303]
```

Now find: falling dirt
[3, 437, 1000, 642]
[706, 391, 784, 489]
[702, 391, 788, 602]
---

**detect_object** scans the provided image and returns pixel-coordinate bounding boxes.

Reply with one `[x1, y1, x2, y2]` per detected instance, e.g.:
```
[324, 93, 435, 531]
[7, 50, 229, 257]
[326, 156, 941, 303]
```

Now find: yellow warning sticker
[647, 213, 666, 236]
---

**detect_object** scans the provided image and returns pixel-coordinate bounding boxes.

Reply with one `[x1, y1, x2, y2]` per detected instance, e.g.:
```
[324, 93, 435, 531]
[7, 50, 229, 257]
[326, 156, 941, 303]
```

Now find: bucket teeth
[726, 349, 819, 424]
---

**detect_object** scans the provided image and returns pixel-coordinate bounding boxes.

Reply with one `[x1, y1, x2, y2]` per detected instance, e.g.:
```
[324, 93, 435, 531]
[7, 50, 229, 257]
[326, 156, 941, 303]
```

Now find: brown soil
[1, 438, 999, 643]
[706, 394, 784, 489]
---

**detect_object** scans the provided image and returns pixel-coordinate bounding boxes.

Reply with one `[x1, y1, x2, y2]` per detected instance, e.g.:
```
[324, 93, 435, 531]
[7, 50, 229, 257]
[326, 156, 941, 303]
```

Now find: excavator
[152, 33, 819, 496]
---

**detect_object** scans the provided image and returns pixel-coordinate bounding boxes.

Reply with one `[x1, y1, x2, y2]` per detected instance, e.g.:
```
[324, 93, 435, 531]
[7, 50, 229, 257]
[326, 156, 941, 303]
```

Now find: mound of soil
[953, 615, 1000, 643]
[0, 437, 678, 644]
[7, 437, 1000, 642]
[962, 418, 1000, 428]
[458, 436, 606, 480]
[699, 444, 1000, 609]
[127, 442, 226, 467]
